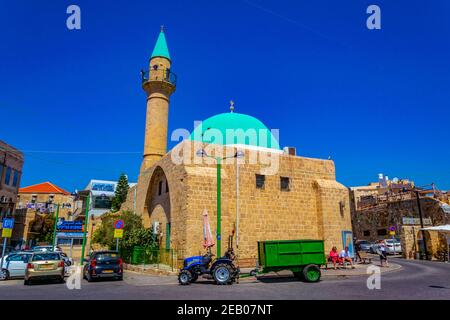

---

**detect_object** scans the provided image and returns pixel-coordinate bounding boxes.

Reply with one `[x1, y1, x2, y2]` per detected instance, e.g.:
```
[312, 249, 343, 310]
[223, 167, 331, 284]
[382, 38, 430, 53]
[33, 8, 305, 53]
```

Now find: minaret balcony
[140, 68, 177, 86]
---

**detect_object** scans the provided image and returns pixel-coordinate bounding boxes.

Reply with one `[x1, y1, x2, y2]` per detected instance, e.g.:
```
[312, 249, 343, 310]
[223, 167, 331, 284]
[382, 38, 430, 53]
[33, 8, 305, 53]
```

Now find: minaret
[140, 26, 176, 172]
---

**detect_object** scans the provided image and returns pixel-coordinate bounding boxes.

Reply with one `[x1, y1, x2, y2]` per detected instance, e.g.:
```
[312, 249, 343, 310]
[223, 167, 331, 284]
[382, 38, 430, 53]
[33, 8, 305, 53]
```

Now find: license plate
[102, 270, 114, 274]
[40, 264, 54, 270]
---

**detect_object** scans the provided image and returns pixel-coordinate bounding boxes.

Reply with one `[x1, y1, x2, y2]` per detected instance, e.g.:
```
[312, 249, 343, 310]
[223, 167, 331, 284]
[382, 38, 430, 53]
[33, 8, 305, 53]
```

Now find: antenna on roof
[230, 100, 235, 113]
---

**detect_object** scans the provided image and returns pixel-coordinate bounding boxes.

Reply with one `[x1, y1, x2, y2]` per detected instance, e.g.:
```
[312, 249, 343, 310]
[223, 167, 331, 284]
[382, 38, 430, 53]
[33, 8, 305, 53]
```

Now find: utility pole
[216, 157, 222, 258]
[415, 190, 429, 260]
[80, 195, 90, 263]
[52, 203, 60, 251]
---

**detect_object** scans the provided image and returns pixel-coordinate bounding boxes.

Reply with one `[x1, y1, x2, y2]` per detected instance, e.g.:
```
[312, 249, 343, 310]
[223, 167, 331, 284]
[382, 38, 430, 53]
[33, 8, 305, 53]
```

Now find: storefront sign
[402, 217, 432, 225]
[56, 220, 83, 232]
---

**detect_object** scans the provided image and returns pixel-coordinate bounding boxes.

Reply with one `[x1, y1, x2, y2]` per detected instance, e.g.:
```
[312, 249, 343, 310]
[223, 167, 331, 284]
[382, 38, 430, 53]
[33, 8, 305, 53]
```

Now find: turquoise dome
[189, 112, 280, 150]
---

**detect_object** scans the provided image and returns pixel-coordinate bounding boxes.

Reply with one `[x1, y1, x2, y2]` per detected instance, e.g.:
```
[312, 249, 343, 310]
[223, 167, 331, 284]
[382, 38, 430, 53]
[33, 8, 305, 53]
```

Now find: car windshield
[32, 246, 52, 251]
[95, 253, 118, 261]
[32, 253, 60, 261]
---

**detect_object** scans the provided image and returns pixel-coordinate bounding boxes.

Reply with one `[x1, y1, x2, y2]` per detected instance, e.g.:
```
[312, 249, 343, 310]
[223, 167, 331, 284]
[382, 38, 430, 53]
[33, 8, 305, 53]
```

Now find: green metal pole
[217, 158, 222, 258]
[80, 195, 90, 263]
[52, 203, 60, 251]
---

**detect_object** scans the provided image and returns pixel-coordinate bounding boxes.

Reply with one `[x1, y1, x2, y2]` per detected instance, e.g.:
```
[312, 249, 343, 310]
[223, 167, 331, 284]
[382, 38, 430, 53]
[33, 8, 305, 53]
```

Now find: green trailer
[248, 239, 326, 282]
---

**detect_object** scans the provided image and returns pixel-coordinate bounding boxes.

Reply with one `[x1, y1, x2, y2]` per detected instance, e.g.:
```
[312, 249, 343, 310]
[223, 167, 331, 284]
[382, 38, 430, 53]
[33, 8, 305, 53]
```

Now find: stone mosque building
[122, 28, 353, 266]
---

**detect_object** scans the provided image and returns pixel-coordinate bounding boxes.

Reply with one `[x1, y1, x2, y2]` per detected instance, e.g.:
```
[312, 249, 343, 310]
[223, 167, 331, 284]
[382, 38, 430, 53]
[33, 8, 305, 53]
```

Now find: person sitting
[339, 246, 355, 269]
[328, 246, 340, 270]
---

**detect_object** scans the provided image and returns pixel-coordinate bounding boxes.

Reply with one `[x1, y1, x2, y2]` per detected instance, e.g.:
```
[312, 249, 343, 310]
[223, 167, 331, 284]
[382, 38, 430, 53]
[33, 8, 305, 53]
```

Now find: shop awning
[420, 225, 450, 233]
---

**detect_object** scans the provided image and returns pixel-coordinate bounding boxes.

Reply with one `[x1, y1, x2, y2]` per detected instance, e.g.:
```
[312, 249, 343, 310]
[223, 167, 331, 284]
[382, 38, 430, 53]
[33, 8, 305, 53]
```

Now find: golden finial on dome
[230, 100, 235, 113]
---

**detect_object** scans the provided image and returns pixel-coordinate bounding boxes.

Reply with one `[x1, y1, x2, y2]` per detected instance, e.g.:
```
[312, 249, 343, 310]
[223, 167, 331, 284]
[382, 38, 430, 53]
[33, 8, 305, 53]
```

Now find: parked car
[369, 239, 402, 255]
[24, 252, 65, 285]
[384, 238, 402, 255]
[355, 240, 372, 252]
[83, 251, 123, 282]
[31, 245, 62, 252]
[0, 252, 33, 280]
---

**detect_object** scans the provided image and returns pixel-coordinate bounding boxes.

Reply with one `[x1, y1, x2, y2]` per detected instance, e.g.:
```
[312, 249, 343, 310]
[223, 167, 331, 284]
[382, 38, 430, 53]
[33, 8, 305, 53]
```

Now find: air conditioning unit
[283, 147, 297, 156]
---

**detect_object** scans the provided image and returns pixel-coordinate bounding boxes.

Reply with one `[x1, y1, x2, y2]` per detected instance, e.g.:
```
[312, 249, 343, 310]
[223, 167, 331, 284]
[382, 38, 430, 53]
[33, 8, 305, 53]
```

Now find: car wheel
[59, 277, 65, 284]
[24, 279, 31, 285]
[0, 269, 9, 281]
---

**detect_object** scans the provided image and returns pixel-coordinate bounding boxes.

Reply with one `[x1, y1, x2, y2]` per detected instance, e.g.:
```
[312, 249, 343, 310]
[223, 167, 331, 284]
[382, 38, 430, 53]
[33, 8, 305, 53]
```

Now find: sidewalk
[239, 261, 401, 280]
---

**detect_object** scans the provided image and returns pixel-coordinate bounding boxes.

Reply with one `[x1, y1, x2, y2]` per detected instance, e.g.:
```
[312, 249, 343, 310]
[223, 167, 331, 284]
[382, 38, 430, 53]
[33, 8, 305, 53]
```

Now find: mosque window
[158, 181, 163, 196]
[363, 230, 370, 236]
[255, 174, 265, 189]
[280, 177, 290, 191]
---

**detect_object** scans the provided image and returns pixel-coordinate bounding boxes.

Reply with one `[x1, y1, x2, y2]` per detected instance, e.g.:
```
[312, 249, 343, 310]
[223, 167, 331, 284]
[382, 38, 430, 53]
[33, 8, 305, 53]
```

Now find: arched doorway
[146, 166, 171, 249]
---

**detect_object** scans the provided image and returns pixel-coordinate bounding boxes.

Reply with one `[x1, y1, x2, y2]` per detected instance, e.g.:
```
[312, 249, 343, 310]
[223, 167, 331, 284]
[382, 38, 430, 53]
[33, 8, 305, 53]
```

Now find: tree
[111, 173, 130, 212]
[32, 214, 56, 244]
[92, 211, 157, 251]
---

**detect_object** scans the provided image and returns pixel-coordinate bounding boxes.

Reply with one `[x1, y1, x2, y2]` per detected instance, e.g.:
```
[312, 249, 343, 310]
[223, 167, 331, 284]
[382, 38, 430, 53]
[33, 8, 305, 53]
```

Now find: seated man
[328, 246, 340, 270]
[339, 246, 355, 269]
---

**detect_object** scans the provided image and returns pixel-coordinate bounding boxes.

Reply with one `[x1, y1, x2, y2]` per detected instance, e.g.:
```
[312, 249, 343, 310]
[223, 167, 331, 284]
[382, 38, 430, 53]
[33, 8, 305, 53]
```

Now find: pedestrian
[328, 246, 340, 270]
[354, 240, 362, 263]
[339, 246, 355, 269]
[378, 240, 389, 267]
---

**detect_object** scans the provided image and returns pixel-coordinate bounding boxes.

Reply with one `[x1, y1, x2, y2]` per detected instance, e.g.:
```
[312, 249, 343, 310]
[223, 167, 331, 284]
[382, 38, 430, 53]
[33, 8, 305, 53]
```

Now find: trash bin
[131, 246, 145, 265]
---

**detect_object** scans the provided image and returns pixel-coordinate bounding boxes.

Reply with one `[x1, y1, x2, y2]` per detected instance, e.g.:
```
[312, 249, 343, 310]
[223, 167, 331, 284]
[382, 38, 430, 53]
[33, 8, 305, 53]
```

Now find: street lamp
[196, 149, 244, 257]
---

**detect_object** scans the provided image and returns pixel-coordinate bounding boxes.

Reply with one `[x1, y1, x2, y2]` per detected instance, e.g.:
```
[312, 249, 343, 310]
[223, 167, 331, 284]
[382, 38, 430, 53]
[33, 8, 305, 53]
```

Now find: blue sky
[1, 0, 449, 191]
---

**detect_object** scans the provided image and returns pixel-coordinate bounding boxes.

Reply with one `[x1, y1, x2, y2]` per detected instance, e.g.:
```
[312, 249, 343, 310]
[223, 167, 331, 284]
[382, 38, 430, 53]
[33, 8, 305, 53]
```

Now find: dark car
[83, 251, 123, 282]
[355, 240, 372, 252]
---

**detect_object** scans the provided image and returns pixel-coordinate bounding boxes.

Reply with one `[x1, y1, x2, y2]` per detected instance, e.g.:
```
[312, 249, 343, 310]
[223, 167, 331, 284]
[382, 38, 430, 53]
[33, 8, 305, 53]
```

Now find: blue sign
[114, 219, 124, 229]
[2, 218, 14, 229]
[56, 220, 83, 232]
[57, 232, 86, 238]
[342, 230, 354, 258]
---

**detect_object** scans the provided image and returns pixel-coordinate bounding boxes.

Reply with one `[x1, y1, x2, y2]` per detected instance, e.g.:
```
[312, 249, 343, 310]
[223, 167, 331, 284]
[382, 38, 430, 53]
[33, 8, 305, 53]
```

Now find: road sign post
[113, 220, 124, 252]
[0, 217, 14, 280]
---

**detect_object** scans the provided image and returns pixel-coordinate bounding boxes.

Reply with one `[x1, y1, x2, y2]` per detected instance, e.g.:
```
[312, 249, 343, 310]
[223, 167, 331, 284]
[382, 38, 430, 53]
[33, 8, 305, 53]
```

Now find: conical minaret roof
[151, 26, 171, 61]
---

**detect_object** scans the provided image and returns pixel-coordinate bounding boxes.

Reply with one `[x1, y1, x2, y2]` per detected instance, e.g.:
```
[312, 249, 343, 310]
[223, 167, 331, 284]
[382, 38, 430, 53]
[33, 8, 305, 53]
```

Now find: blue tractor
[178, 238, 239, 285]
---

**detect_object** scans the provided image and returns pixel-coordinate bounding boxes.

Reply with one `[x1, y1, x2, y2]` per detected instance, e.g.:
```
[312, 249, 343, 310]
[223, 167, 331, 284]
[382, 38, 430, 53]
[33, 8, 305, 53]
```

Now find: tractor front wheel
[213, 263, 232, 285]
[302, 264, 321, 283]
[178, 270, 192, 285]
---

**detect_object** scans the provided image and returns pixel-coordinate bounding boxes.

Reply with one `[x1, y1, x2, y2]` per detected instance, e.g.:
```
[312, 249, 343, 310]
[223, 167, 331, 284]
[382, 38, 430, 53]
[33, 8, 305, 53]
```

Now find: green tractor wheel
[302, 264, 321, 283]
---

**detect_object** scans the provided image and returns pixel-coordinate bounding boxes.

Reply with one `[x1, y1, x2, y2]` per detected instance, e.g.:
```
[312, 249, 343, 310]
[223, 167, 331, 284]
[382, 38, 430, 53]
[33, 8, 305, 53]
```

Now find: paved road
[0, 258, 449, 299]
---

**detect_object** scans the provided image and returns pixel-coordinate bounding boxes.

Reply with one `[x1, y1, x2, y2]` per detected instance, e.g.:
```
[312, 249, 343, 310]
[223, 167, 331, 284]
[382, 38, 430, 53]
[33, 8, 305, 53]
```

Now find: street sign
[1, 228, 12, 238]
[389, 226, 396, 232]
[114, 219, 125, 229]
[389, 231, 395, 236]
[2, 218, 14, 229]
[114, 229, 124, 238]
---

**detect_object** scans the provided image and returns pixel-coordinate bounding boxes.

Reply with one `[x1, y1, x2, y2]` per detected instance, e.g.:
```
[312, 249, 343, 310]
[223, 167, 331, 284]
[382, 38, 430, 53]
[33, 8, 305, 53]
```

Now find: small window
[165, 180, 169, 193]
[255, 174, 265, 189]
[280, 177, 290, 191]
[363, 230, 370, 237]
[12, 170, 19, 187]
[158, 181, 163, 196]
[4, 167, 11, 185]
[31, 195, 37, 204]
[377, 229, 387, 236]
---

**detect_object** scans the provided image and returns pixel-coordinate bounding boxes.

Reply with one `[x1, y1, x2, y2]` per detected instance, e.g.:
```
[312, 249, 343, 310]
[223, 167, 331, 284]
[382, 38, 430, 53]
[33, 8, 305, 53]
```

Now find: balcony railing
[140, 68, 177, 86]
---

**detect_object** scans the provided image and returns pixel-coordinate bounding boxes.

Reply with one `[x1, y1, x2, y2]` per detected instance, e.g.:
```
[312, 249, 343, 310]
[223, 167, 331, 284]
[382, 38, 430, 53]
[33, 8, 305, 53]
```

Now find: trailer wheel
[302, 264, 321, 282]
[213, 263, 232, 285]
[178, 270, 192, 285]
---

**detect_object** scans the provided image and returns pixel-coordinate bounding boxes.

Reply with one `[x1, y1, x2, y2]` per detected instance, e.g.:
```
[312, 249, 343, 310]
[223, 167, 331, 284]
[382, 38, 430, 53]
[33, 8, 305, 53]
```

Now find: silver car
[384, 239, 402, 254]
[0, 252, 33, 280]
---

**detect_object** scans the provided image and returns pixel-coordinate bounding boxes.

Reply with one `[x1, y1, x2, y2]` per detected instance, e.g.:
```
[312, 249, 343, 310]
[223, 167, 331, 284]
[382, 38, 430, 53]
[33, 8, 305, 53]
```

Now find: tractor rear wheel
[178, 270, 192, 285]
[213, 263, 232, 285]
[302, 264, 321, 283]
